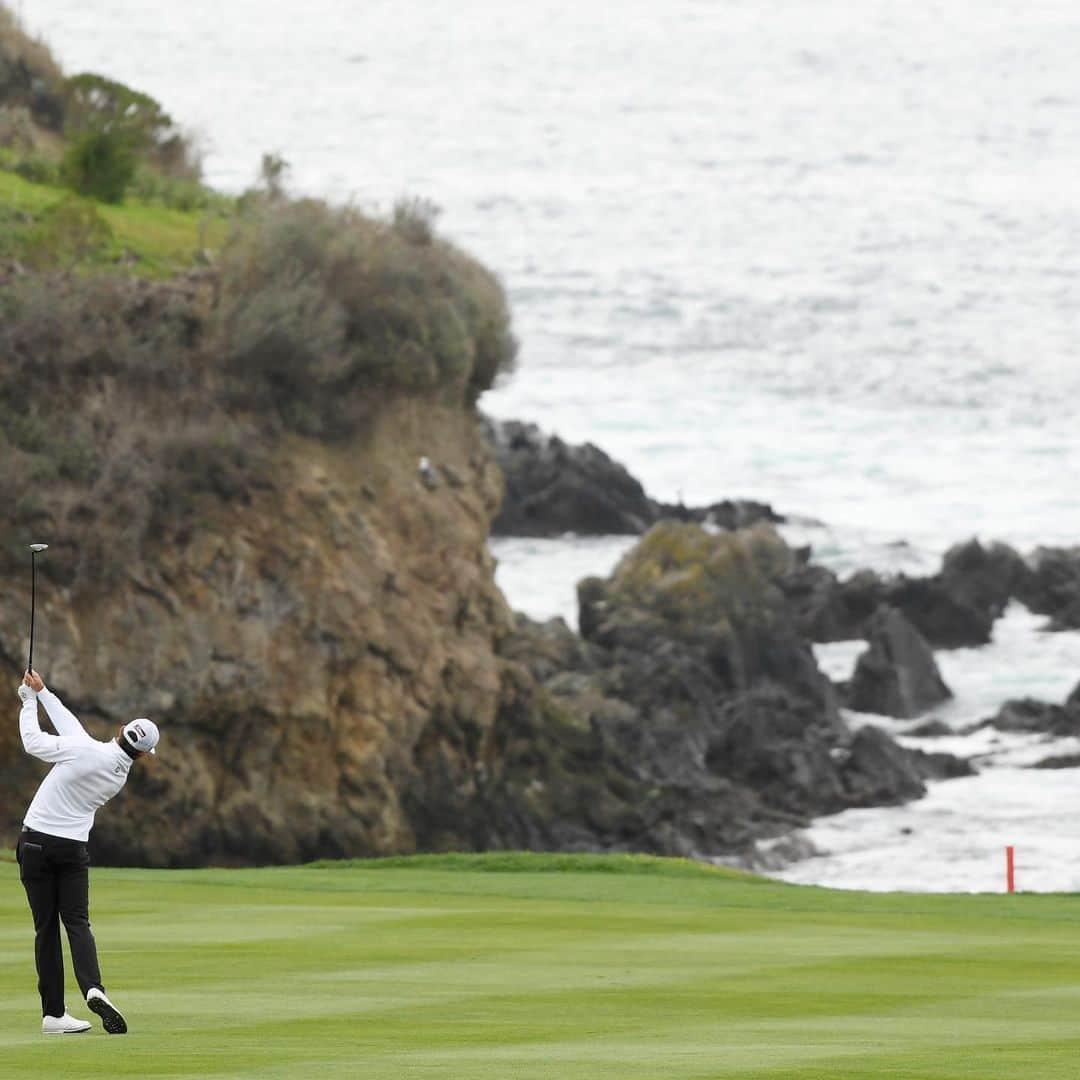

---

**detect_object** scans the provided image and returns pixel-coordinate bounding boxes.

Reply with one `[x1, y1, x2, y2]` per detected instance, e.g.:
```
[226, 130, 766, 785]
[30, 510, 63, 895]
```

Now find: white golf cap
[122, 718, 159, 755]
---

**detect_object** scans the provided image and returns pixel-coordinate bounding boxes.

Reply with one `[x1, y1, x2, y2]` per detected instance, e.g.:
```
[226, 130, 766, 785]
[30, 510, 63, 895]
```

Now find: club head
[29, 544, 48, 553]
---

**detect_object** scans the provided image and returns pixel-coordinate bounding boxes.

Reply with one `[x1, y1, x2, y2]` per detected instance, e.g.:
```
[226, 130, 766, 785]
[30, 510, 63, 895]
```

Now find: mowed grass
[1, 852, 1079, 1079]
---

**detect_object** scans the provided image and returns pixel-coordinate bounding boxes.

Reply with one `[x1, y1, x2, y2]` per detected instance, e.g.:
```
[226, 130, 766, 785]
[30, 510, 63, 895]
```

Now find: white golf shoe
[42, 1012, 91, 1035]
[86, 987, 127, 1034]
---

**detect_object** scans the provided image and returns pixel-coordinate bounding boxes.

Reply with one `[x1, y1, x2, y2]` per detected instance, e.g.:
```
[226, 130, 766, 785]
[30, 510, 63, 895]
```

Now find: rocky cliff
[0, 7, 961, 869]
[0, 200, 961, 868]
[2, 416, 957, 866]
[481, 522, 958, 860]
[1, 399, 518, 866]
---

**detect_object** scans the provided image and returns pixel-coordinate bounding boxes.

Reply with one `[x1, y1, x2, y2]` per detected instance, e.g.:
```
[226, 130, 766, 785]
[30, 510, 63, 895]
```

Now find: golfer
[16, 669, 159, 1035]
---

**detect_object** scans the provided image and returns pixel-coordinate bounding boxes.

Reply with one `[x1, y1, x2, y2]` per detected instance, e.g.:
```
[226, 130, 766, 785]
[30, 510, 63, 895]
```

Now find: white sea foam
[490, 535, 637, 628]
[797, 605, 1080, 891]
[772, 769, 1080, 894]
[27, 0, 1080, 889]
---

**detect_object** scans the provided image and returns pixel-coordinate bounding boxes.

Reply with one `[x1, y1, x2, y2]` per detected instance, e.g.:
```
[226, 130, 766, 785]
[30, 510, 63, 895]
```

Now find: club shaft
[28, 551, 35, 674]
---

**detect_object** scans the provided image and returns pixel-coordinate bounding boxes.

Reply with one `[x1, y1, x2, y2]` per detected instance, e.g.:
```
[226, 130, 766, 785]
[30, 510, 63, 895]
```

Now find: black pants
[17, 829, 105, 1018]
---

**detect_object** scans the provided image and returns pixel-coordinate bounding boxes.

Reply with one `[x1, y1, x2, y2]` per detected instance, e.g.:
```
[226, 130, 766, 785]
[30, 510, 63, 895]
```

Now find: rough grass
[0, 167, 231, 275]
[1, 854, 1078, 1078]
[307, 851, 762, 878]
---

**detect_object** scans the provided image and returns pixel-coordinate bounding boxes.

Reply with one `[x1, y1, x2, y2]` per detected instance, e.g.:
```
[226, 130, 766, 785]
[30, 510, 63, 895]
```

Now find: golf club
[27, 543, 48, 675]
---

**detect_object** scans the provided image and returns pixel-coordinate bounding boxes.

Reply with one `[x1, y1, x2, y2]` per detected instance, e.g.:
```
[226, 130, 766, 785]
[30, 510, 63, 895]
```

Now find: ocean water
[27, 0, 1080, 890]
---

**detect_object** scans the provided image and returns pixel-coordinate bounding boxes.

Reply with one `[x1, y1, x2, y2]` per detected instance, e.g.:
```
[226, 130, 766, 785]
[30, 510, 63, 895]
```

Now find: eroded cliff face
[1, 399, 515, 865]
[1, 400, 956, 867]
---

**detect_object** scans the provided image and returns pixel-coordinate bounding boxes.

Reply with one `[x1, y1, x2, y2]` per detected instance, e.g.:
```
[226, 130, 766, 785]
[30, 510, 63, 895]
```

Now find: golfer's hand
[25, 670, 44, 693]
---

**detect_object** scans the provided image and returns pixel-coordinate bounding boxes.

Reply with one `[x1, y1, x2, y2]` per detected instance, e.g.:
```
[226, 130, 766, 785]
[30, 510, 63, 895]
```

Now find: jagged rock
[906, 747, 976, 781]
[1032, 754, 1080, 769]
[847, 607, 953, 718]
[733, 831, 820, 873]
[787, 540, 1030, 649]
[939, 539, 1030, 622]
[1016, 546, 1080, 630]
[1, 401, 515, 866]
[977, 683, 1080, 738]
[482, 416, 782, 538]
[0, 409, 963, 867]
[784, 565, 882, 642]
[657, 497, 783, 532]
[980, 698, 1067, 733]
[840, 725, 927, 806]
[906, 719, 953, 737]
[483, 418, 658, 536]
[485, 523, 963, 857]
[882, 576, 994, 649]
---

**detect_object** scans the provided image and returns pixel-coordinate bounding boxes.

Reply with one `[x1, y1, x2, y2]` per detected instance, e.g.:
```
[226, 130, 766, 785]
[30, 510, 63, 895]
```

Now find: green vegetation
[0, 1, 518, 584]
[0, 160, 230, 273]
[0, 854, 1078, 1078]
[216, 197, 517, 436]
[60, 73, 202, 203]
[61, 128, 137, 203]
[605, 521, 793, 633]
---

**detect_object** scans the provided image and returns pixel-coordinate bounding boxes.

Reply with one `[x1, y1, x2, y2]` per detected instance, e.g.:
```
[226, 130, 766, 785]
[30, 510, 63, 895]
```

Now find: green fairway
[1, 853, 1078, 1079]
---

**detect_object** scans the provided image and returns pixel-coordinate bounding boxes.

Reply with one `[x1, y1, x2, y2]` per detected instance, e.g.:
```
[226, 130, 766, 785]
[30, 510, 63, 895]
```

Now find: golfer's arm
[37, 688, 91, 740]
[19, 695, 69, 762]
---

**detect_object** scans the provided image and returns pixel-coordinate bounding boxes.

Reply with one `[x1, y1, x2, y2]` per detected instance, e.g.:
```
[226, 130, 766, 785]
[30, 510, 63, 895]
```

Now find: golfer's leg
[56, 843, 103, 998]
[19, 841, 65, 1017]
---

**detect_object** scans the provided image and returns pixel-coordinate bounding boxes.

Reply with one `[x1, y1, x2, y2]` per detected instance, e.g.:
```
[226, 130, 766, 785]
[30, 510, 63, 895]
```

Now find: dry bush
[20, 197, 113, 267]
[215, 196, 517, 436]
[0, 272, 260, 587]
[0, 4, 65, 130]
[0, 102, 32, 148]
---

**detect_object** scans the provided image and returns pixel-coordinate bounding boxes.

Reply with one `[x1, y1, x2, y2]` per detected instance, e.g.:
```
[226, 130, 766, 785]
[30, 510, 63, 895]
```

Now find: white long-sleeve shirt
[20, 688, 133, 842]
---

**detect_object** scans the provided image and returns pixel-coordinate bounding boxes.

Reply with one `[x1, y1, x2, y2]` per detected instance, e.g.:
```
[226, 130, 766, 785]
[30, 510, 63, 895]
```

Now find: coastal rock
[483, 418, 657, 536]
[939, 539, 1029, 623]
[787, 540, 1029, 649]
[482, 416, 782, 537]
[840, 725, 928, 806]
[846, 607, 953, 718]
[905, 718, 953, 737]
[1032, 753, 1080, 770]
[0, 399, 515, 866]
[977, 682, 1080, 738]
[783, 565, 882, 642]
[482, 523, 962, 857]
[881, 576, 994, 649]
[0, 423, 957, 867]
[1015, 546, 1080, 630]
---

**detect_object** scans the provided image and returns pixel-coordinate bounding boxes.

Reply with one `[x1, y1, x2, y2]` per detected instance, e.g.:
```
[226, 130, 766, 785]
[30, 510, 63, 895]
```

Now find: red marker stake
[1006, 845, 1015, 894]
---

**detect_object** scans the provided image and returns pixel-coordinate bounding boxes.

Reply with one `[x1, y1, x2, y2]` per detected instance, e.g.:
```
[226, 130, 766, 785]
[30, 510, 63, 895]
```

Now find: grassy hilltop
[1, 853, 1079, 1079]
[0, 5, 516, 588]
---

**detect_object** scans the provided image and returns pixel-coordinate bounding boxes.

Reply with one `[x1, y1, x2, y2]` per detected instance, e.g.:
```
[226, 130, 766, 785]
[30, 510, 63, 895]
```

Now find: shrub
[13, 149, 59, 184]
[62, 128, 136, 203]
[215, 197, 517, 433]
[257, 152, 289, 200]
[392, 196, 440, 245]
[0, 270, 264, 587]
[0, 4, 65, 130]
[62, 72, 202, 194]
[222, 269, 350, 436]
[129, 163, 218, 211]
[21, 197, 113, 266]
[0, 102, 32, 148]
